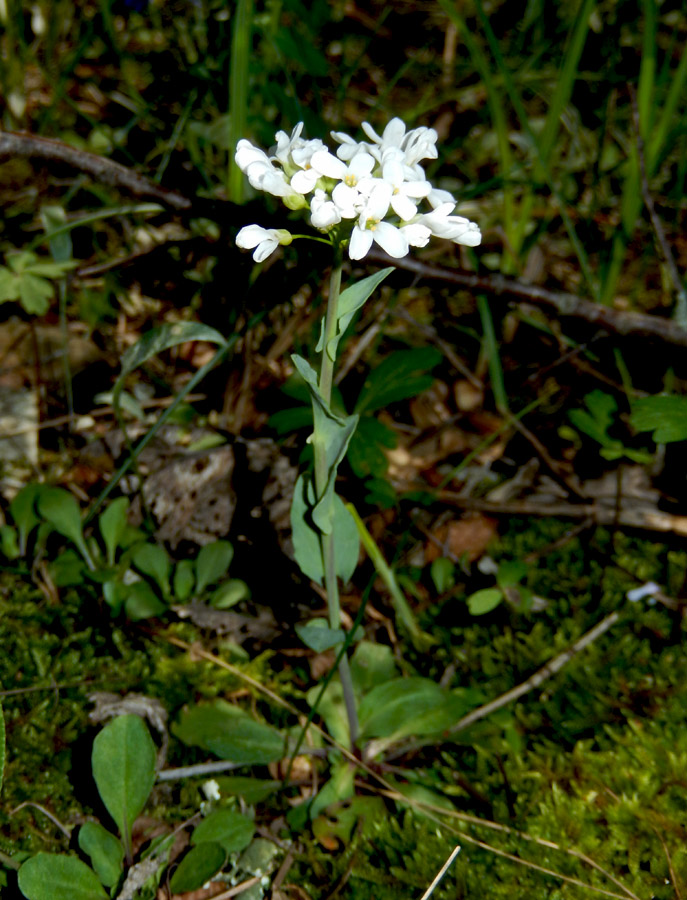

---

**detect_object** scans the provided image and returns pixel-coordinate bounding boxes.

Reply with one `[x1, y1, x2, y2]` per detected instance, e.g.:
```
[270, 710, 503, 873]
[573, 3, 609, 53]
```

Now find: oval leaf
[172, 701, 284, 765]
[169, 842, 226, 894]
[18, 853, 108, 900]
[91, 716, 156, 857]
[78, 822, 124, 888]
[191, 809, 254, 853]
[195, 540, 234, 595]
[467, 588, 503, 615]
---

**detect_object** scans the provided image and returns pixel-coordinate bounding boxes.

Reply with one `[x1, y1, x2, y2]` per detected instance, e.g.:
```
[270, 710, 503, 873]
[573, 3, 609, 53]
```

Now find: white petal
[290, 168, 319, 194]
[390, 192, 418, 220]
[372, 222, 409, 258]
[253, 238, 279, 262]
[427, 189, 456, 209]
[311, 149, 347, 179]
[348, 152, 375, 178]
[403, 179, 432, 198]
[366, 181, 393, 218]
[382, 118, 406, 147]
[236, 224, 270, 249]
[452, 222, 482, 247]
[349, 227, 373, 260]
[401, 223, 431, 247]
[332, 182, 359, 217]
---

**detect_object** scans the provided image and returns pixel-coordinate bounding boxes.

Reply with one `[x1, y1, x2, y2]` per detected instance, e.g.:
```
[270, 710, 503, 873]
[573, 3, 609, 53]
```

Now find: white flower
[360, 117, 438, 166]
[400, 222, 432, 248]
[310, 189, 342, 229]
[381, 149, 432, 220]
[236, 225, 293, 262]
[201, 780, 221, 802]
[418, 202, 481, 247]
[349, 181, 409, 260]
[329, 130, 371, 162]
[235, 138, 271, 173]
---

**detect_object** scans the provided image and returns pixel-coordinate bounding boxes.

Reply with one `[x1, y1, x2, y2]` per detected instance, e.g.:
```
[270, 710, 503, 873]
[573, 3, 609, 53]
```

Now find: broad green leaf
[350, 641, 398, 694]
[173, 559, 195, 601]
[309, 759, 355, 820]
[306, 679, 349, 746]
[195, 540, 234, 595]
[0, 267, 20, 302]
[78, 822, 123, 888]
[18, 854, 107, 900]
[0, 524, 20, 560]
[291, 476, 359, 585]
[169, 843, 225, 894]
[496, 560, 528, 589]
[630, 395, 687, 443]
[191, 809, 254, 853]
[122, 581, 167, 621]
[19, 273, 53, 315]
[358, 677, 463, 741]
[316, 268, 393, 362]
[347, 416, 396, 480]
[295, 619, 346, 653]
[98, 497, 129, 567]
[430, 557, 455, 594]
[268, 405, 313, 436]
[24, 260, 77, 278]
[91, 715, 156, 860]
[312, 796, 385, 847]
[172, 700, 285, 765]
[209, 578, 250, 609]
[569, 390, 617, 447]
[467, 587, 503, 615]
[354, 347, 442, 414]
[291, 474, 323, 585]
[133, 543, 171, 598]
[291, 354, 358, 534]
[215, 777, 280, 803]
[37, 487, 93, 567]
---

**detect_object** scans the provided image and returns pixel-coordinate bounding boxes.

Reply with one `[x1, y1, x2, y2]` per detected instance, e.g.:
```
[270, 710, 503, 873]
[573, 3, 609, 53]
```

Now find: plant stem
[313, 249, 360, 746]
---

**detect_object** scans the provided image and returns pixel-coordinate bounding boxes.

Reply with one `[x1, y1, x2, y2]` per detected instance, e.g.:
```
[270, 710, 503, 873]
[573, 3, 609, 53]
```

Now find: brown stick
[0, 130, 192, 210]
[367, 249, 687, 348]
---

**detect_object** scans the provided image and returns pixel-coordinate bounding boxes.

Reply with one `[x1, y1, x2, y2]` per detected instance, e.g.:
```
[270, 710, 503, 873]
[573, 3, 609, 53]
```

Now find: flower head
[234, 118, 481, 261]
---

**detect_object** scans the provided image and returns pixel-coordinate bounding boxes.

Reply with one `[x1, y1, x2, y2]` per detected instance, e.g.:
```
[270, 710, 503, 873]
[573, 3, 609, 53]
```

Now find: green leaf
[36, 487, 93, 567]
[568, 390, 617, 447]
[630, 395, 687, 443]
[0, 266, 20, 302]
[354, 347, 443, 414]
[122, 581, 168, 621]
[306, 679, 349, 746]
[78, 822, 124, 888]
[98, 497, 129, 567]
[173, 559, 195, 601]
[0, 524, 20, 560]
[496, 560, 528, 589]
[291, 354, 358, 534]
[172, 700, 285, 765]
[347, 417, 396, 480]
[358, 677, 468, 741]
[19, 273, 53, 315]
[309, 759, 355, 820]
[40, 205, 73, 263]
[215, 777, 280, 804]
[268, 405, 313, 435]
[291, 475, 359, 585]
[316, 268, 393, 362]
[349, 641, 398, 694]
[430, 557, 455, 594]
[132, 543, 171, 598]
[467, 587, 503, 615]
[209, 578, 250, 609]
[296, 619, 346, 653]
[169, 843, 226, 894]
[91, 716, 157, 861]
[191, 809, 254, 854]
[195, 540, 234, 595]
[18, 854, 108, 900]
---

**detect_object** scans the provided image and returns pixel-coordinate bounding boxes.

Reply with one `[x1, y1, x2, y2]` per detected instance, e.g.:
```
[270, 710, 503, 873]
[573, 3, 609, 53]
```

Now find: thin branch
[0, 131, 192, 210]
[367, 249, 687, 348]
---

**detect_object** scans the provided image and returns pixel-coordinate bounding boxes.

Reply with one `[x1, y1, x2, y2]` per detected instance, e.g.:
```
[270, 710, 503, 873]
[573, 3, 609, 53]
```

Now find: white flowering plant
[235, 117, 480, 746]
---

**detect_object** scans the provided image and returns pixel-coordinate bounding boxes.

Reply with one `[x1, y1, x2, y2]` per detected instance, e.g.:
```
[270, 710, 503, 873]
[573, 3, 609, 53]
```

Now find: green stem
[313, 249, 360, 746]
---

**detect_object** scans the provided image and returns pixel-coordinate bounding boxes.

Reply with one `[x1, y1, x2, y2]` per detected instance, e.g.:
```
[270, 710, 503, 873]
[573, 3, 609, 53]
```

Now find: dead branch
[367, 249, 687, 348]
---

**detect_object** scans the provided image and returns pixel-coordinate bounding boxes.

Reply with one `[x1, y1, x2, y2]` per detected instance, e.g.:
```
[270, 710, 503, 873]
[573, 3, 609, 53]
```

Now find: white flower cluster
[235, 118, 481, 262]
